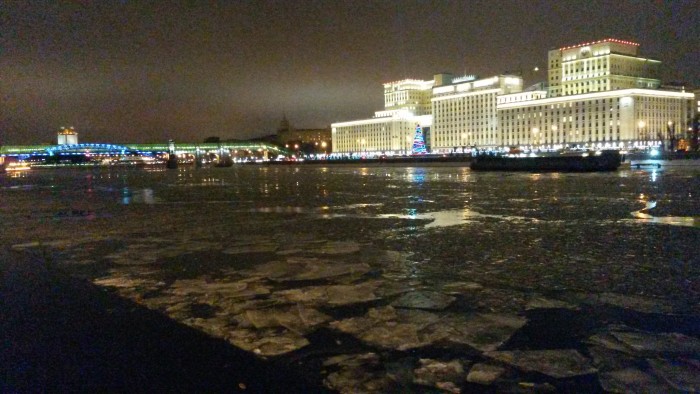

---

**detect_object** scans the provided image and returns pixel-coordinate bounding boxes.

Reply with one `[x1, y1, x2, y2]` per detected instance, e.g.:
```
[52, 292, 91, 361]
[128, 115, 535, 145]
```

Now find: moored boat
[470, 151, 621, 172]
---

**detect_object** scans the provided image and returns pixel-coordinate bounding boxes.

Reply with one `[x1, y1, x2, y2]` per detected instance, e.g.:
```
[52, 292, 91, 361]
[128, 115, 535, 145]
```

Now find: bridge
[0, 141, 290, 157]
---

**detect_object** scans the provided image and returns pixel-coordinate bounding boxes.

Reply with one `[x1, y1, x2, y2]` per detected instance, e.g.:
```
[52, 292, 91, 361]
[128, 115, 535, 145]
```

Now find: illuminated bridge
[0, 142, 290, 157]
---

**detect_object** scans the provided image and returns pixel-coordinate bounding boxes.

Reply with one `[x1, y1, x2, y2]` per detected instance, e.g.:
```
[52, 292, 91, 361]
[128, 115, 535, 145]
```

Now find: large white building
[499, 38, 690, 151]
[431, 74, 523, 152]
[498, 89, 692, 150]
[332, 78, 434, 156]
[331, 38, 694, 154]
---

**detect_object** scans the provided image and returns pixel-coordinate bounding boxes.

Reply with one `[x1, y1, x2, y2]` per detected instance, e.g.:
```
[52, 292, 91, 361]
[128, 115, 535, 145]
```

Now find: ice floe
[391, 290, 455, 310]
[330, 306, 525, 352]
[466, 363, 506, 385]
[413, 358, 464, 393]
[484, 349, 597, 379]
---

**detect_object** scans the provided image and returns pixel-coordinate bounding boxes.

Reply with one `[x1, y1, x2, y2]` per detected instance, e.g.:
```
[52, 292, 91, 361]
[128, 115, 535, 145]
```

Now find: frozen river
[2, 164, 699, 392]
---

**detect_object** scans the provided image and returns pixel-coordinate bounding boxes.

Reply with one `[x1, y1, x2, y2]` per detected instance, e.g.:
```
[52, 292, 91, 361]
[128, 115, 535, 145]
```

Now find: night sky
[2, 1, 698, 145]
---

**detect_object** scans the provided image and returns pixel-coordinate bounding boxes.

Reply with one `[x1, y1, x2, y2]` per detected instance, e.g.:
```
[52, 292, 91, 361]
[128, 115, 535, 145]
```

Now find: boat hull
[470, 151, 621, 172]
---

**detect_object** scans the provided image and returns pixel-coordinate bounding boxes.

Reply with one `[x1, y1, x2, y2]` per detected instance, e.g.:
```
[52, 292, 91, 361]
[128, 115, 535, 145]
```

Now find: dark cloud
[1, 0, 697, 144]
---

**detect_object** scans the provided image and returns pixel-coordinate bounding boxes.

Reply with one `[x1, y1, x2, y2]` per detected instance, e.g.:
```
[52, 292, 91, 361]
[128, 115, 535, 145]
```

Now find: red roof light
[558, 38, 639, 51]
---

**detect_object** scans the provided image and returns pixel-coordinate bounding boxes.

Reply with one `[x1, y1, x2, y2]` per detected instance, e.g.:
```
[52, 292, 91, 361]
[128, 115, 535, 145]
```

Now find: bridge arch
[44, 143, 143, 156]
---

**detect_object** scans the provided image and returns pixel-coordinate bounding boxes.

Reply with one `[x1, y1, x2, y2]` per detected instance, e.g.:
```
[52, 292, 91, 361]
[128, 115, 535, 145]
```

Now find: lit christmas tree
[411, 124, 427, 155]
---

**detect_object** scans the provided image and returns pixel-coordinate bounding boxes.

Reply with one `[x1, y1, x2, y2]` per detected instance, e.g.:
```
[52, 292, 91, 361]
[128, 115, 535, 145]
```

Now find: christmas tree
[412, 124, 427, 155]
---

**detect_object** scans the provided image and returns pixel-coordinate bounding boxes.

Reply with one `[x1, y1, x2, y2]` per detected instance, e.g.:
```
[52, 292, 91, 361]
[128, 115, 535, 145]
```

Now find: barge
[470, 151, 622, 172]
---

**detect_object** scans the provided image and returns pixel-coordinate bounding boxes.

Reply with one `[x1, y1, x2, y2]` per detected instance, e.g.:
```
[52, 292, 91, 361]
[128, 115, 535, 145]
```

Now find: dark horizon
[2, 1, 698, 145]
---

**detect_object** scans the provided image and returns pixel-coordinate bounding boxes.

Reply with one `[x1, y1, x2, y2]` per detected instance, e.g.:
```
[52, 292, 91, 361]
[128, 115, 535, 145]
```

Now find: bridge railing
[1, 142, 291, 156]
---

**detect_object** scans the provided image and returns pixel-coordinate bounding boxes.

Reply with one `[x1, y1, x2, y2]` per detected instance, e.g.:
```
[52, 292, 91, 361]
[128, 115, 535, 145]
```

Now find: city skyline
[2, 1, 698, 145]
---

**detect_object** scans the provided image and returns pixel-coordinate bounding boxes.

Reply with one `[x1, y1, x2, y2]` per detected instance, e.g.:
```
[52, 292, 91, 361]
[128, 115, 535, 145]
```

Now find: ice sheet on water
[598, 368, 672, 393]
[584, 292, 677, 314]
[525, 296, 579, 311]
[12, 236, 110, 251]
[438, 313, 527, 352]
[610, 330, 700, 356]
[185, 315, 233, 338]
[647, 357, 700, 392]
[413, 358, 465, 393]
[467, 287, 530, 314]
[104, 238, 222, 265]
[484, 349, 597, 379]
[168, 278, 271, 299]
[586, 345, 640, 372]
[273, 280, 382, 306]
[330, 306, 526, 352]
[237, 305, 331, 334]
[440, 281, 484, 294]
[466, 363, 506, 386]
[311, 241, 362, 255]
[242, 257, 371, 282]
[226, 327, 310, 357]
[391, 290, 455, 310]
[329, 306, 441, 350]
[93, 275, 161, 289]
[223, 243, 279, 254]
[323, 352, 395, 393]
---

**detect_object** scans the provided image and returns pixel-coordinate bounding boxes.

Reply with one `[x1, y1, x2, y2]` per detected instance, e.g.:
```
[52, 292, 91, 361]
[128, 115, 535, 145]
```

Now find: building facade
[501, 38, 689, 150]
[380, 79, 434, 117]
[331, 38, 694, 154]
[498, 89, 692, 150]
[548, 39, 661, 97]
[431, 75, 523, 152]
[332, 114, 432, 156]
[277, 116, 332, 153]
[57, 127, 78, 145]
[331, 78, 435, 156]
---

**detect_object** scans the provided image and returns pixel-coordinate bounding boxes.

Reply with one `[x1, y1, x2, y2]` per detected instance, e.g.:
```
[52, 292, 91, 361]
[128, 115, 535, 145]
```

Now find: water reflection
[405, 167, 426, 184]
[379, 208, 530, 228]
[7, 171, 30, 179]
[121, 188, 156, 205]
[251, 206, 305, 214]
[631, 200, 699, 227]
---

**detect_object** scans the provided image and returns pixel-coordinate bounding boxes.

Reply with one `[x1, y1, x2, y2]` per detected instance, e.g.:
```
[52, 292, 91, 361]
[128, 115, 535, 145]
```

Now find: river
[1, 164, 698, 392]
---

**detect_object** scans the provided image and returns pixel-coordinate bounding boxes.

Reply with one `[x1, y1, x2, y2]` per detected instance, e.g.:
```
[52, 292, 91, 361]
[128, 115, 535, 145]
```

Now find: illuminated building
[57, 127, 78, 145]
[498, 89, 692, 150]
[332, 114, 433, 156]
[500, 39, 692, 150]
[331, 78, 434, 156]
[377, 79, 434, 117]
[331, 38, 694, 154]
[431, 75, 523, 152]
[548, 39, 661, 97]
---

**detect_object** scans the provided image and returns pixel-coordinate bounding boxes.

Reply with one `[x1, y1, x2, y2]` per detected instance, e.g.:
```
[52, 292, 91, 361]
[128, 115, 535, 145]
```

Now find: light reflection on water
[121, 188, 156, 205]
[378, 208, 531, 228]
[631, 200, 699, 228]
[2, 166, 698, 228]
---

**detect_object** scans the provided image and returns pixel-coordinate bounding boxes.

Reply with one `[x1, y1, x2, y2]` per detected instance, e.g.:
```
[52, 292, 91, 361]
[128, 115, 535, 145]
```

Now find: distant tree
[204, 136, 220, 143]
